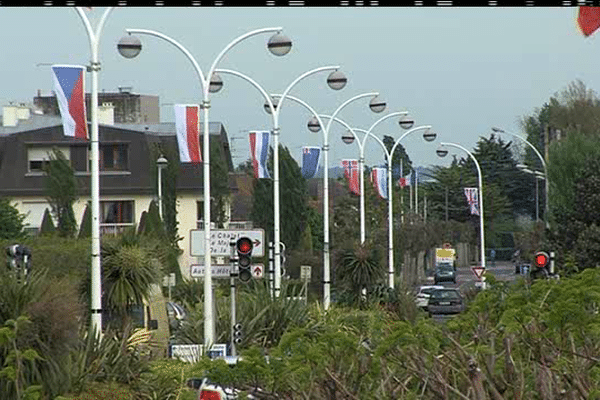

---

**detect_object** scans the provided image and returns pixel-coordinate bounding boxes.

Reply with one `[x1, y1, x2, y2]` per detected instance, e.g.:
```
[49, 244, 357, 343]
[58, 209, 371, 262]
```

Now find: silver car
[427, 288, 464, 315]
[415, 285, 445, 309]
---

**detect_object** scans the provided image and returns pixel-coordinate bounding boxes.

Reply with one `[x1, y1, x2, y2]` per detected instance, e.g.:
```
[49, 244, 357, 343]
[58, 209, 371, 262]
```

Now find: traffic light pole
[230, 241, 237, 357]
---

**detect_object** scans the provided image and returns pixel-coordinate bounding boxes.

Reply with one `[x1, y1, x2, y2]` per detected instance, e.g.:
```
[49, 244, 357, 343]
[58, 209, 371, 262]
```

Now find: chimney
[16, 104, 30, 120]
[98, 102, 114, 125]
[2, 105, 18, 127]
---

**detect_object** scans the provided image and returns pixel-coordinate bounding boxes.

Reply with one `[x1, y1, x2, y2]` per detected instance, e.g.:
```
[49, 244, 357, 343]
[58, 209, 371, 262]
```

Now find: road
[425, 260, 517, 323]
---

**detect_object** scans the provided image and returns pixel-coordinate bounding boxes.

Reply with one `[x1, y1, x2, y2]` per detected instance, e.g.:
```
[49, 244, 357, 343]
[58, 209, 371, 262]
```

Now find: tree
[78, 202, 91, 238]
[43, 148, 78, 237]
[0, 198, 26, 239]
[335, 240, 384, 305]
[39, 208, 56, 236]
[210, 136, 231, 229]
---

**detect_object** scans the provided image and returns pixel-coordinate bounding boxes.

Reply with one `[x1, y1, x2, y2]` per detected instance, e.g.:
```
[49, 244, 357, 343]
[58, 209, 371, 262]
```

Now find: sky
[0, 7, 596, 172]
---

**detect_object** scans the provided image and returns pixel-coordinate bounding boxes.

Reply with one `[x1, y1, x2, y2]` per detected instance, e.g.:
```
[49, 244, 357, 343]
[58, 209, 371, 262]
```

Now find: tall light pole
[273, 93, 383, 309]
[215, 67, 346, 299]
[157, 155, 168, 220]
[517, 164, 545, 222]
[437, 142, 486, 273]
[492, 126, 549, 228]
[75, 6, 114, 336]
[118, 28, 291, 348]
[322, 118, 434, 288]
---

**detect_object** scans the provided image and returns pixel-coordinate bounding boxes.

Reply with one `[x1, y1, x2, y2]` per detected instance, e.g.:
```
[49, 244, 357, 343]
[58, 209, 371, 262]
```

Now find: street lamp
[492, 127, 549, 228]
[156, 155, 168, 221]
[215, 67, 344, 299]
[75, 6, 114, 336]
[329, 118, 434, 288]
[118, 27, 290, 348]
[437, 142, 486, 276]
[517, 164, 545, 222]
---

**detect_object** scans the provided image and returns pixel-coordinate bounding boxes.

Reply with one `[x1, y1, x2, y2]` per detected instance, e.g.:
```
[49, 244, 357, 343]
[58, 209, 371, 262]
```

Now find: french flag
[174, 104, 202, 163]
[371, 167, 388, 199]
[249, 131, 270, 179]
[51, 65, 88, 139]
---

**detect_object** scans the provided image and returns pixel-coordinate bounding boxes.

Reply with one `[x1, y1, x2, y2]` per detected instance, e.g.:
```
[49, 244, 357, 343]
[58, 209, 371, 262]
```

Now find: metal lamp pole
[263, 93, 379, 309]
[437, 142, 486, 272]
[118, 27, 290, 348]
[492, 127, 549, 228]
[75, 6, 114, 336]
[215, 67, 346, 299]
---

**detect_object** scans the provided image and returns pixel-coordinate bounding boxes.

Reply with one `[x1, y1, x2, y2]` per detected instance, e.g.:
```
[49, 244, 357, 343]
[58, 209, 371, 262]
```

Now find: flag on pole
[249, 131, 270, 179]
[371, 167, 388, 199]
[464, 187, 480, 215]
[341, 159, 360, 195]
[301, 146, 321, 179]
[578, 7, 600, 37]
[174, 104, 201, 163]
[51, 65, 88, 139]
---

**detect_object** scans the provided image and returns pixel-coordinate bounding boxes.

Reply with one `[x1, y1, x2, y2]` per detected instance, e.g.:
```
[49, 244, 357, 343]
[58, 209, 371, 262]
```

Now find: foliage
[335, 241, 384, 305]
[251, 145, 309, 251]
[0, 197, 27, 240]
[43, 148, 78, 237]
[39, 208, 56, 236]
[148, 142, 180, 244]
[209, 136, 231, 229]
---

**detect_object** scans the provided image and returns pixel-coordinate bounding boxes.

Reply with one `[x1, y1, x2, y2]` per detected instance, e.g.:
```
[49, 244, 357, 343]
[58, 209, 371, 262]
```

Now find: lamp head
[156, 155, 168, 167]
[341, 131, 355, 144]
[307, 117, 321, 133]
[117, 35, 142, 59]
[436, 146, 449, 158]
[399, 115, 415, 130]
[422, 129, 437, 142]
[263, 97, 278, 115]
[369, 96, 386, 113]
[209, 72, 223, 93]
[267, 33, 292, 56]
[327, 70, 347, 90]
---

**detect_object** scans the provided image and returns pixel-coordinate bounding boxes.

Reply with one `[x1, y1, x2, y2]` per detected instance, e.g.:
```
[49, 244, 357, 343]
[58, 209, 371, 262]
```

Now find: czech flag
[174, 104, 201, 163]
[301, 146, 321, 179]
[371, 167, 388, 199]
[578, 7, 600, 37]
[249, 131, 270, 179]
[51, 65, 88, 139]
[342, 159, 360, 195]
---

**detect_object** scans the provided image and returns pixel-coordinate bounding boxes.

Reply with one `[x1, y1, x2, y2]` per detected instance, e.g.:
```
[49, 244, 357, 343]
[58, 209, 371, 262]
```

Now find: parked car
[427, 288, 464, 315]
[434, 264, 456, 284]
[415, 285, 445, 309]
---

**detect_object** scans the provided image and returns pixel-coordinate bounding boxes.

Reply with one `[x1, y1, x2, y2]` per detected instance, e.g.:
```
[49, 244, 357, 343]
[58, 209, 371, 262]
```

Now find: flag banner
[342, 159, 360, 195]
[578, 7, 600, 37]
[371, 167, 388, 199]
[51, 65, 88, 139]
[397, 177, 408, 187]
[249, 131, 270, 179]
[174, 104, 201, 163]
[464, 187, 480, 215]
[301, 146, 321, 179]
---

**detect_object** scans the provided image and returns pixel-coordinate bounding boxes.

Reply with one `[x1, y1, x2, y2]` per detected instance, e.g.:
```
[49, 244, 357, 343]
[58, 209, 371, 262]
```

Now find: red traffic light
[534, 251, 549, 268]
[236, 237, 253, 255]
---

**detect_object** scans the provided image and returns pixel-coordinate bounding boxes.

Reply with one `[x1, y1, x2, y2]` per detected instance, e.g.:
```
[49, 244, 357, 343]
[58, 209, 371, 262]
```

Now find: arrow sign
[471, 266, 485, 280]
[252, 264, 264, 278]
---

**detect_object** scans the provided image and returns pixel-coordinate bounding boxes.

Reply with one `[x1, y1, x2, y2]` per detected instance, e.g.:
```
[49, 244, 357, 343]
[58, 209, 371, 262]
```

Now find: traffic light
[531, 251, 550, 280]
[236, 237, 253, 283]
[233, 323, 243, 345]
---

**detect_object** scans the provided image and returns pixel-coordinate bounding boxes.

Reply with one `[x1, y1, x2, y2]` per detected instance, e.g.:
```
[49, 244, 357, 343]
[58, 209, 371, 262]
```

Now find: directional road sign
[190, 229, 265, 257]
[190, 264, 265, 279]
[471, 266, 485, 280]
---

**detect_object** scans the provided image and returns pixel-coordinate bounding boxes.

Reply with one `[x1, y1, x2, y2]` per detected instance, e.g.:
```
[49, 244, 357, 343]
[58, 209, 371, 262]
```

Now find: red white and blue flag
[301, 146, 321, 179]
[174, 104, 201, 163]
[371, 167, 388, 199]
[342, 159, 360, 195]
[464, 187, 480, 215]
[51, 65, 88, 139]
[249, 131, 270, 179]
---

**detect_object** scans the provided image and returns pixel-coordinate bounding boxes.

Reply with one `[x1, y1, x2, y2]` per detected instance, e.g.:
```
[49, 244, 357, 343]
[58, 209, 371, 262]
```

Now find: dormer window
[27, 147, 69, 173]
[100, 143, 128, 171]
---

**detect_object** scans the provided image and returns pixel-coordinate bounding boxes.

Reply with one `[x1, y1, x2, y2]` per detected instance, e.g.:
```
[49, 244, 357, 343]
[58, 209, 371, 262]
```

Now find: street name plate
[190, 264, 264, 279]
[190, 229, 265, 257]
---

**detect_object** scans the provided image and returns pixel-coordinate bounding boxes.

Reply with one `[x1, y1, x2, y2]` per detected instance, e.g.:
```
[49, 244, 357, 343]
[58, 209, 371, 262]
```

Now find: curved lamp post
[517, 164, 545, 222]
[437, 142, 486, 274]
[215, 67, 346, 299]
[491, 127, 549, 228]
[118, 27, 291, 348]
[328, 119, 434, 288]
[75, 6, 114, 336]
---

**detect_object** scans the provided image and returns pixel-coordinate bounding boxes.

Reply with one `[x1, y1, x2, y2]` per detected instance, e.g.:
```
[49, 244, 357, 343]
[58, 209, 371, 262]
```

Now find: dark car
[427, 288, 464, 315]
[434, 264, 456, 284]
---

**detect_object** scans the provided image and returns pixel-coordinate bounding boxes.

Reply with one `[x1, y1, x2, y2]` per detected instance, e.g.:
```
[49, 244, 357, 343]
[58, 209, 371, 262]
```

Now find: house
[0, 102, 236, 279]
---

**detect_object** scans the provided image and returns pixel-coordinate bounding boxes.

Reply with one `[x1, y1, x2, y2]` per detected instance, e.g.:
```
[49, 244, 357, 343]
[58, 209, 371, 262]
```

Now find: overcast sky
[0, 7, 594, 170]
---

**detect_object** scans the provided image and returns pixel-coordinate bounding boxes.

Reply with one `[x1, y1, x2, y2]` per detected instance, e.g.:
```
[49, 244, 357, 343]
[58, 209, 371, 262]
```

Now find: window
[100, 144, 128, 171]
[100, 201, 134, 224]
[27, 147, 69, 173]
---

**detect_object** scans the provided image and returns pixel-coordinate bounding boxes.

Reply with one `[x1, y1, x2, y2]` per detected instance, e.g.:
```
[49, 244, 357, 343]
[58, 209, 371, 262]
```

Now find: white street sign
[300, 265, 312, 280]
[171, 344, 202, 363]
[190, 229, 265, 257]
[190, 264, 265, 279]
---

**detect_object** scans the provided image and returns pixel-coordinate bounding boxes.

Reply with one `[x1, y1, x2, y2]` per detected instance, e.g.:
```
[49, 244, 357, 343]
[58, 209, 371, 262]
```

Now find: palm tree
[335, 241, 384, 305]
